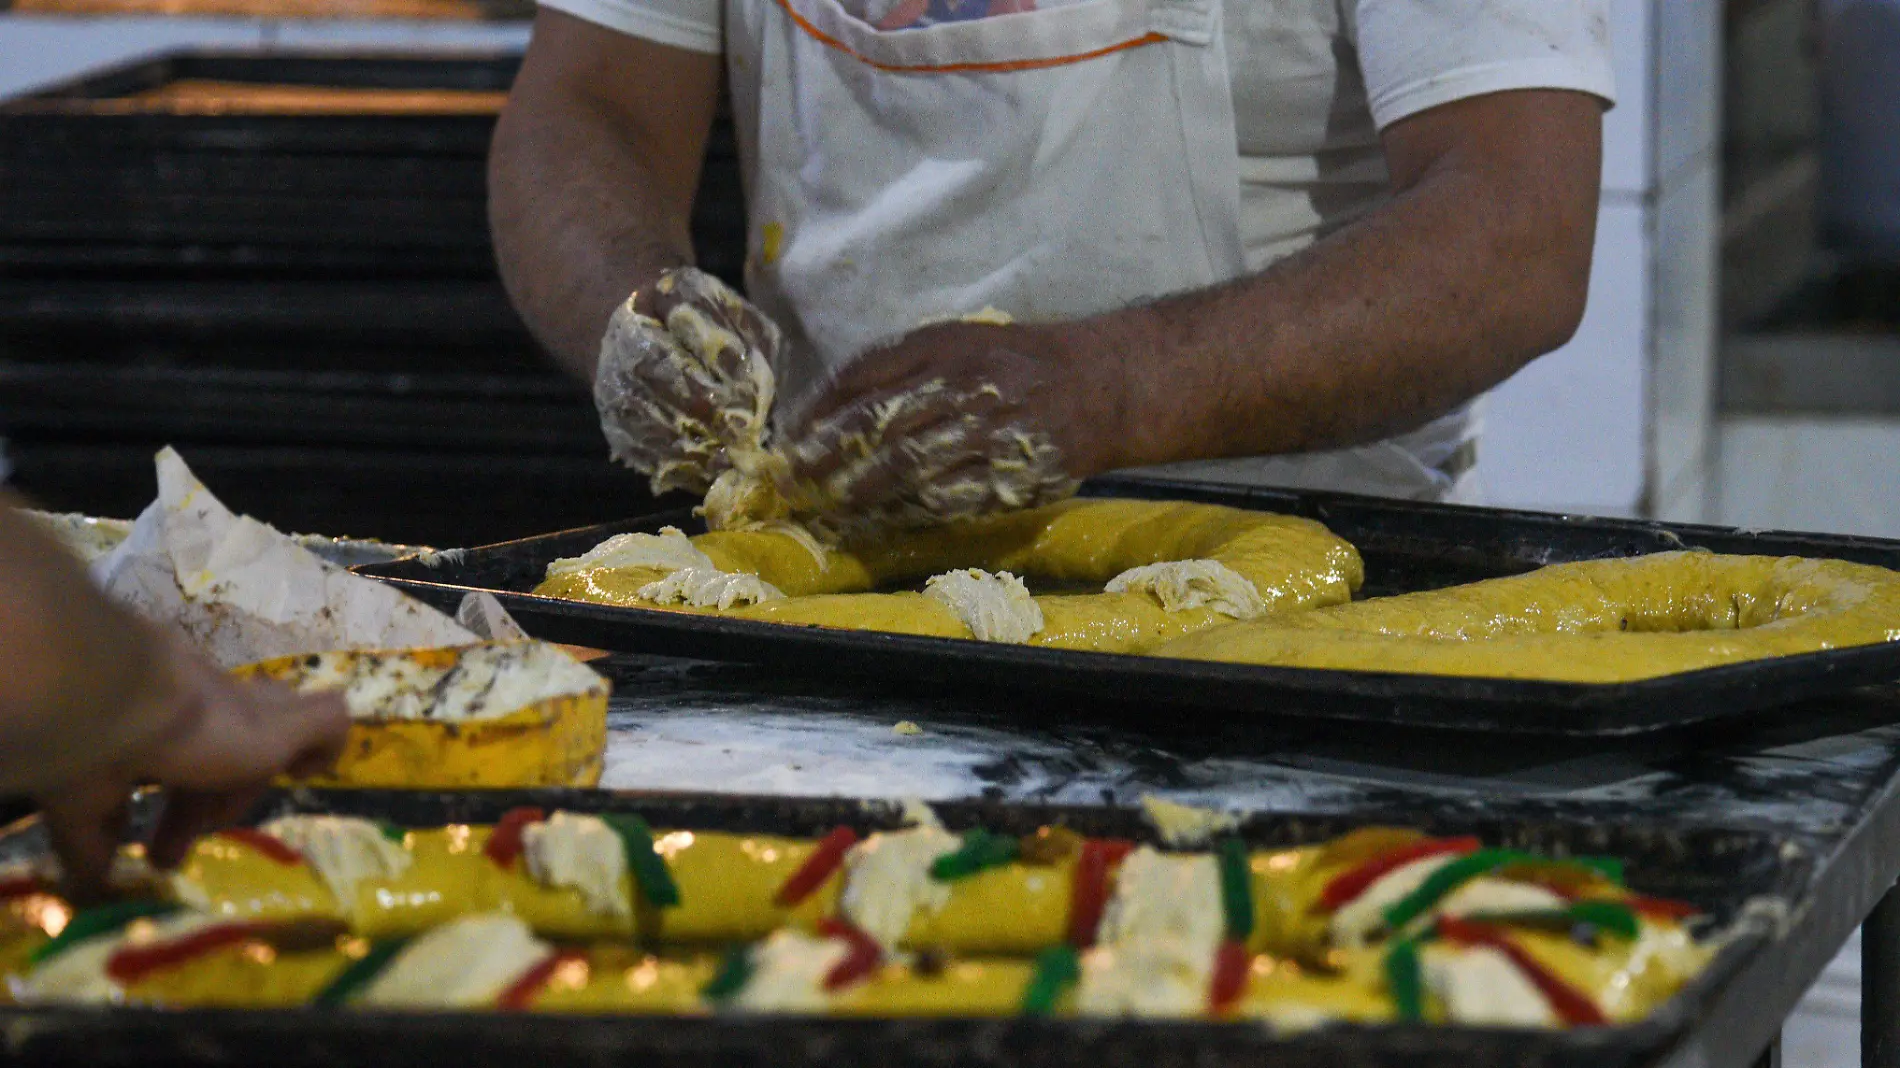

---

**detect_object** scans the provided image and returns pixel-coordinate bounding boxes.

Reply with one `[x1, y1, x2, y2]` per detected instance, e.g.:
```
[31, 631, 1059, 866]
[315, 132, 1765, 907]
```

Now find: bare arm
[1096, 88, 1604, 468]
[489, 10, 723, 379]
[792, 89, 1605, 491]
[0, 494, 166, 791]
[0, 493, 348, 896]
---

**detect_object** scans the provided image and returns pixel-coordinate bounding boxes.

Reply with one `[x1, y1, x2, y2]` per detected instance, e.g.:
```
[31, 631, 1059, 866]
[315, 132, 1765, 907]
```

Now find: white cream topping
[1074, 847, 1225, 1018]
[1097, 848, 1225, 952]
[356, 913, 551, 1009]
[258, 815, 412, 918]
[1139, 795, 1243, 848]
[1073, 941, 1210, 1018]
[730, 929, 852, 1014]
[272, 641, 606, 723]
[522, 812, 631, 919]
[1106, 560, 1267, 620]
[1422, 944, 1558, 1028]
[637, 566, 785, 609]
[1437, 879, 1569, 919]
[19, 912, 229, 1005]
[1329, 853, 1461, 947]
[922, 569, 1043, 644]
[545, 527, 714, 580]
[839, 825, 961, 949]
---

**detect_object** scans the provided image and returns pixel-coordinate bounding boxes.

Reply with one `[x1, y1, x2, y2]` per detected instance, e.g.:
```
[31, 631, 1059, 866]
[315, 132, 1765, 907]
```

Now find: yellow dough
[831, 958, 1038, 1017]
[536, 499, 1364, 654]
[647, 831, 843, 944]
[233, 643, 609, 788]
[1158, 551, 1900, 682]
[126, 938, 352, 1009]
[526, 947, 718, 1014]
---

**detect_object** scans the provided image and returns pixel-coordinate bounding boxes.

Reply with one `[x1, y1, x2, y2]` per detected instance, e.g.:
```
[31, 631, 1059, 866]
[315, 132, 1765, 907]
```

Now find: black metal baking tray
[354, 475, 1900, 736]
[0, 787, 1807, 1068]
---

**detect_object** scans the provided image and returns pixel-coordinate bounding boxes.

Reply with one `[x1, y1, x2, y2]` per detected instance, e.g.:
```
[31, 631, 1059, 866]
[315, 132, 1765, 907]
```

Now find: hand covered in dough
[774, 320, 1101, 539]
[594, 267, 784, 496]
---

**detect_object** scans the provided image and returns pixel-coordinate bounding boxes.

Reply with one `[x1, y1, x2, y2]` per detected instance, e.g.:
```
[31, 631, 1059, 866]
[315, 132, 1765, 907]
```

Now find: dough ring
[1155, 550, 1900, 682]
[535, 498, 1364, 653]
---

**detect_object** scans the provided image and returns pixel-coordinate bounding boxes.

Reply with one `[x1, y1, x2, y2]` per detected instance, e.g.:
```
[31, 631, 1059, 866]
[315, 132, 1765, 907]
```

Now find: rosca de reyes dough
[231, 641, 609, 787]
[1155, 551, 1900, 682]
[23, 805, 1719, 1030]
[533, 499, 1364, 655]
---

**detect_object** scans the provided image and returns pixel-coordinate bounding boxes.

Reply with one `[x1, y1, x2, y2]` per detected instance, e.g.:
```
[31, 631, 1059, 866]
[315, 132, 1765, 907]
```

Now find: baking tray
[0, 787, 1808, 1068]
[354, 475, 1900, 736]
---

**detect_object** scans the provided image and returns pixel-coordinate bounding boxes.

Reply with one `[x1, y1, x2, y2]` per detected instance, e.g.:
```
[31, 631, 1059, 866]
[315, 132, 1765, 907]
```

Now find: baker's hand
[775, 321, 1104, 538]
[36, 630, 348, 902]
[594, 267, 785, 496]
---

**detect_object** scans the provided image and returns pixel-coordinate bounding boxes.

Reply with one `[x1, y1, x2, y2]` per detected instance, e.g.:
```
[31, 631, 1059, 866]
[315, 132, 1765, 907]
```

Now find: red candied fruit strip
[1206, 939, 1252, 1015]
[496, 949, 586, 1011]
[0, 876, 46, 900]
[484, 807, 547, 870]
[1316, 836, 1482, 912]
[1067, 838, 1136, 949]
[775, 827, 859, 908]
[105, 923, 262, 985]
[816, 917, 883, 991]
[1436, 917, 1607, 1027]
[216, 828, 305, 866]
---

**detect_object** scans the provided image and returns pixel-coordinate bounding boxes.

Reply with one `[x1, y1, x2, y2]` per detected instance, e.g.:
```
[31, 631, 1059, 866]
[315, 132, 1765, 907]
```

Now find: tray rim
[0, 787, 1806, 1068]
[352, 478, 1900, 737]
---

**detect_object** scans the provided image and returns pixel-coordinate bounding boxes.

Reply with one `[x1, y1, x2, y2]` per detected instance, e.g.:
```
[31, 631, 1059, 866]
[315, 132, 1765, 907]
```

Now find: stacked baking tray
[0, 50, 752, 543]
[0, 787, 1815, 1068]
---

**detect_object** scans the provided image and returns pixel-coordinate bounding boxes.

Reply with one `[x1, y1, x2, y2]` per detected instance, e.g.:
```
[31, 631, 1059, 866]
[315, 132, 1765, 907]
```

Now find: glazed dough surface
[536, 498, 1364, 655]
[1158, 551, 1900, 682]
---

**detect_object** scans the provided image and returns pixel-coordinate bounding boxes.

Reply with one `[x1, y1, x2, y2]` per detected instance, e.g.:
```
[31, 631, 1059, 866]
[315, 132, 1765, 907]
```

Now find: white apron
[723, 0, 1482, 502]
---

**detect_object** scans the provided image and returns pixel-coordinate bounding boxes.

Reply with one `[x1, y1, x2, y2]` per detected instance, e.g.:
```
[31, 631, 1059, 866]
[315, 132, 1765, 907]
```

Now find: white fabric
[539, 0, 1613, 501]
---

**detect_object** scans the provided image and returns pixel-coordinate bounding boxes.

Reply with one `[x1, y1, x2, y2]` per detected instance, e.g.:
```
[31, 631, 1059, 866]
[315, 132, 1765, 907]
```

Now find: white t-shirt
[540, 0, 1614, 275]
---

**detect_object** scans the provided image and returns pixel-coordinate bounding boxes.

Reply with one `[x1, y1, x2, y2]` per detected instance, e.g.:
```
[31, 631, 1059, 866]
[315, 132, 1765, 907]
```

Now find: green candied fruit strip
[29, 900, 180, 965]
[929, 829, 1021, 882]
[700, 945, 755, 1004]
[313, 939, 409, 1007]
[1216, 838, 1254, 942]
[606, 814, 681, 909]
[1019, 944, 1081, 1017]
[1384, 850, 1626, 933]
[1384, 937, 1426, 1023]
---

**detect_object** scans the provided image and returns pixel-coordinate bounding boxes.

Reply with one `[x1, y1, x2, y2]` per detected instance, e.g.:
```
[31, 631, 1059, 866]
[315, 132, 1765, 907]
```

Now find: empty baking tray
[354, 475, 1900, 736]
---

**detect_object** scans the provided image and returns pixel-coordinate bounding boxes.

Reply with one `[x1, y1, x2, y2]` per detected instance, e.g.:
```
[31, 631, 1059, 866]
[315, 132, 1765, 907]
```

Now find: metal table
[587, 652, 1900, 1068]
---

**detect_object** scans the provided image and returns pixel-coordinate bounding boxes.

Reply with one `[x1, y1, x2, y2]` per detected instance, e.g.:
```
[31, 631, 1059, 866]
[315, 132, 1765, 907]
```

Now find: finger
[782, 378, 967, 489]
[280, 692, 351, 780]
[149, 787, 265, 870]
[39, 784, 130, 905]
[138, 677, 350, 792]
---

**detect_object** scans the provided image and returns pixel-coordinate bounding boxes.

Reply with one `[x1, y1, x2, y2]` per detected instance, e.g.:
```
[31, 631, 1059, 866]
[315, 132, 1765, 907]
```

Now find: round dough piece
[535, 499, 1363, 655]
[1156, 551, 1900, 682]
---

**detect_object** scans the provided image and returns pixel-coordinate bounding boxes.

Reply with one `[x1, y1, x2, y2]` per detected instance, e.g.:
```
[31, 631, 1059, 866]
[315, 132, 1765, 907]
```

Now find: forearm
[490, 99, 694, 379]
[487, 13, 720, 381]
[1084, 102, 1599, 472]
[0, 498, 177, 792]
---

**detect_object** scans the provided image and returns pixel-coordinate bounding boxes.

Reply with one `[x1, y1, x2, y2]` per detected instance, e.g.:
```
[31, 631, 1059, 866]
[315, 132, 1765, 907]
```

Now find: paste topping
[1421, 944, 1556, 1027]
[259, 816, 412, 917]
[356, 913, 551, 1009]
[269, 643, 605, 723]
[545, 527, 714, 580]
[839, 826, 961, 949]
[1330, 854, 1461, 947]
[1140, 796, 1243, 848]
[1076, 848, 1225, 1017]
[730, 929, 851, 1013]
[637, 566, 786, 610]
[923, 569, 1043, 644]
[521, 813, 632, 920]
[1107, 560, 1267, 620]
